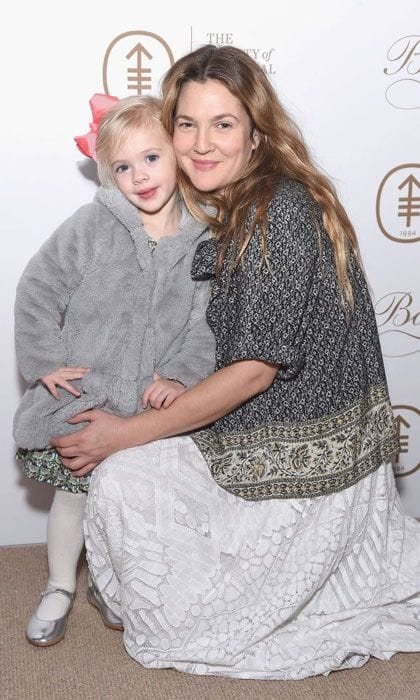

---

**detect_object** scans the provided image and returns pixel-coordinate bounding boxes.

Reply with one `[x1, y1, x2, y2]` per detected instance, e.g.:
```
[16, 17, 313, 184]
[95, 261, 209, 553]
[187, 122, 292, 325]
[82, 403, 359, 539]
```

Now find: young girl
[14, 94, 215, 646]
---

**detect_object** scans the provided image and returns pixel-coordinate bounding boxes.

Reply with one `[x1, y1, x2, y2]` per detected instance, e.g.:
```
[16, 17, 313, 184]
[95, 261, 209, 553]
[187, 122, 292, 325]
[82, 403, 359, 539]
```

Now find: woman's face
[173, 79, 259, 192]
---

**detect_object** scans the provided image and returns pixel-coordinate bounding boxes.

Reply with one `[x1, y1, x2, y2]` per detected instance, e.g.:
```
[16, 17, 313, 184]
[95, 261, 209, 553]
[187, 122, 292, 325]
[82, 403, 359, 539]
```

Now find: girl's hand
[41, 366, 90, 399]
[142, 375, 186, 410]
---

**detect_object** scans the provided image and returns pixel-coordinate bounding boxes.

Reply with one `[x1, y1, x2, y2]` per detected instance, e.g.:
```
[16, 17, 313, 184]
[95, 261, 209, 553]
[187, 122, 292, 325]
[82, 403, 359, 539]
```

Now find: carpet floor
[1, 544, 418, 699]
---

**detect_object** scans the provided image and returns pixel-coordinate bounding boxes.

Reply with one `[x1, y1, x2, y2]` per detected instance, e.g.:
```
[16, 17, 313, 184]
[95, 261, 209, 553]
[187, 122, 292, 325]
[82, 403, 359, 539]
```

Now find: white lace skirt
[84, 436, 420, 680]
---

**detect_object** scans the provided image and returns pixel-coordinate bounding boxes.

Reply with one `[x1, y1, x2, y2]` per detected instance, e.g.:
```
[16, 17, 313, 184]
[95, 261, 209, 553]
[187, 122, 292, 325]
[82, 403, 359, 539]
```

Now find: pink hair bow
[74, 93, 119, 161]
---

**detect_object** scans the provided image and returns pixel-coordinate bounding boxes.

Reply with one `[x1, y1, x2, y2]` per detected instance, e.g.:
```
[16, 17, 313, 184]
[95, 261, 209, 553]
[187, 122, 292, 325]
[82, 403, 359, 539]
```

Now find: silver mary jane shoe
[87, 583, 123, 631]
[26, 587, 74, 647]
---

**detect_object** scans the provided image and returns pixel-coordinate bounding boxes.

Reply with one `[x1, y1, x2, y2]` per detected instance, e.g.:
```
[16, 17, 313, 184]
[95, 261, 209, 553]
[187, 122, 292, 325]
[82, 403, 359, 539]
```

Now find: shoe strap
[40, 587, 75, 603]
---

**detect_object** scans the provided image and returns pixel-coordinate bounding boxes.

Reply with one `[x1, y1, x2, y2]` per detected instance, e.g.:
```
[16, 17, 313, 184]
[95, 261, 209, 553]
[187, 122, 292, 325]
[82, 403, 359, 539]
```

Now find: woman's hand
[49, 409, 130, 476]
[41, 366, 90, 399]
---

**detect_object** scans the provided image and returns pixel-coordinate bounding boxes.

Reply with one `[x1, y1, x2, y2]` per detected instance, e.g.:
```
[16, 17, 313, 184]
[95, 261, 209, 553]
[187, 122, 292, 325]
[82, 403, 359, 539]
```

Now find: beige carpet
[1, 544, 418, 700]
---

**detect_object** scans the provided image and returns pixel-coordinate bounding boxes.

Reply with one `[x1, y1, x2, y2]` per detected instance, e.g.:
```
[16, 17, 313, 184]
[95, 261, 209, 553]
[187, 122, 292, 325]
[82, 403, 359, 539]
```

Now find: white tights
[36, 488, 86, 620]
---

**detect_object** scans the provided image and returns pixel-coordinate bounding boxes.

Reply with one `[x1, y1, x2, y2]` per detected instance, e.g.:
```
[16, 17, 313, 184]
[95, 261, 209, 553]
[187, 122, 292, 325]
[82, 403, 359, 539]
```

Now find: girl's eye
[146, 154, 159, 164]
[176, 121, 194, 129]
[115, 164, 129, 174]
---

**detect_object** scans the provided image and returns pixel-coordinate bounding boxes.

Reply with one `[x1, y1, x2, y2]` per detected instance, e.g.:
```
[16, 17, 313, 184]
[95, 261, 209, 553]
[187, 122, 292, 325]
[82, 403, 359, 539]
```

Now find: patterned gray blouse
[191, 179, 398, 500]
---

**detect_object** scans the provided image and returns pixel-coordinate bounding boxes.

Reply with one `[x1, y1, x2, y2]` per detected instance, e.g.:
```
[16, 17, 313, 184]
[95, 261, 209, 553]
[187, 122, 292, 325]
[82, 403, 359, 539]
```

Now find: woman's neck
[140, 194, 182, 241]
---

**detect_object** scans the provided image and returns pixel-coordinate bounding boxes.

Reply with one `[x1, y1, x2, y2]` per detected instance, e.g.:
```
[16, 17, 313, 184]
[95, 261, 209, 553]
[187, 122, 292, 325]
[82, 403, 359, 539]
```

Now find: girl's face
[173, 79, 259, 192]
[111, 123, 178, 214]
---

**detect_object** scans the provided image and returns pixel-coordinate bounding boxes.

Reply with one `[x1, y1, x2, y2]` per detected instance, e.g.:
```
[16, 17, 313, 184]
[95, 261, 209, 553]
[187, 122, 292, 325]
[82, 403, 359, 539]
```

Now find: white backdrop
[1, 0, 419, 545]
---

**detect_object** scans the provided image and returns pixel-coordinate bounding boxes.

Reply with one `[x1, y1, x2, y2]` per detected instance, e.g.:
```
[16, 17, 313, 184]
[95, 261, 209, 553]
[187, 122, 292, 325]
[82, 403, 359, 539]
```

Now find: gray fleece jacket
[14, 187, 215, 449]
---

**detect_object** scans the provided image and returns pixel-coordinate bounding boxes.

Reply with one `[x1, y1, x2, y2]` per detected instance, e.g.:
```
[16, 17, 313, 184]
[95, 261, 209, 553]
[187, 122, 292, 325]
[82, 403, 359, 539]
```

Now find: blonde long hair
[162, 44, 361, 303]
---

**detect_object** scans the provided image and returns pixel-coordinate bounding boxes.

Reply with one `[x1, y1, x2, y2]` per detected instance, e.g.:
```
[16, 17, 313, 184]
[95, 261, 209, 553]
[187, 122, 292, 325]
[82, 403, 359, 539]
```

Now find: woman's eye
[177, 121, 194, 129]
[146, 154, 159, 164]
[115, 164, 129, 173]
[217, 122, 232, 130]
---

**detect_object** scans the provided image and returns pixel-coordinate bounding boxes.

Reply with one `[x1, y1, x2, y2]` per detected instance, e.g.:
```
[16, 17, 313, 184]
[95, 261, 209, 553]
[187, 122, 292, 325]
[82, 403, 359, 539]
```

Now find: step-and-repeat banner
[2, 1, 418, 544]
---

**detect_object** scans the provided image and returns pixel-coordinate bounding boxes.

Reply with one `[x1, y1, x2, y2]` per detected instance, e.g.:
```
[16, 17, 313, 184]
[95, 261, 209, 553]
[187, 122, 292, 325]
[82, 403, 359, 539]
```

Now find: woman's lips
[192, 160, 220, 172]
[137, 187, 158, 199]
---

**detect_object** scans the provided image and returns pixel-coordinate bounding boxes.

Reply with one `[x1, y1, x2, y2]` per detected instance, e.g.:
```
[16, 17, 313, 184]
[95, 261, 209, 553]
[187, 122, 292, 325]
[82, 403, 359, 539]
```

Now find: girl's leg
[35, 488, 86, 619]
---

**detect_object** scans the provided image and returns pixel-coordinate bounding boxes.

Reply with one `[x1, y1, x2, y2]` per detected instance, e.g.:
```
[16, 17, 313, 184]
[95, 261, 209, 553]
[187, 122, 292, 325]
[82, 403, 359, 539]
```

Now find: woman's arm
[50, 359, 277, 475]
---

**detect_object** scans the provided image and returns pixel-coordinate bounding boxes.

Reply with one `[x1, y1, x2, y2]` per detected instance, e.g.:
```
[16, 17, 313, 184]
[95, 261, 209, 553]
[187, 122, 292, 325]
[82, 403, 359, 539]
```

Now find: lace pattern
[84, 437, 420, 680]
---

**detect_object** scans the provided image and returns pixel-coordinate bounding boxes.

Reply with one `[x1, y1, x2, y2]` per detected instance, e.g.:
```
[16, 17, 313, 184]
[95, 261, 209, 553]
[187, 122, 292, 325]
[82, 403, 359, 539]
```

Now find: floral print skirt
[17, 447, 90, 493]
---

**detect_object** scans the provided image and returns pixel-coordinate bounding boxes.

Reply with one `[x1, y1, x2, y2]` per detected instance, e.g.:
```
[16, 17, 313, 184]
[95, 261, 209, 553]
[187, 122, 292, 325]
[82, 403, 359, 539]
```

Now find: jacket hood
[95, 186, 209, 244]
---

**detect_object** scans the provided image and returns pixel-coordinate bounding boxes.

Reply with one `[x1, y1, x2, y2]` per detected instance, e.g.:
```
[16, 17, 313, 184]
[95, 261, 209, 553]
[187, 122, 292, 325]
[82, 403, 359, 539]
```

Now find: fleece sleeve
[156, 279, 216, 388]
[14, 209, 92, 384]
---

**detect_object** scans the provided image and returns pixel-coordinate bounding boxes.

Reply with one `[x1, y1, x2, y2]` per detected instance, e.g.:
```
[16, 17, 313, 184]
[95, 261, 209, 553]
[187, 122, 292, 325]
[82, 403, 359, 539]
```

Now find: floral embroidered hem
[192, 384, 398, 500]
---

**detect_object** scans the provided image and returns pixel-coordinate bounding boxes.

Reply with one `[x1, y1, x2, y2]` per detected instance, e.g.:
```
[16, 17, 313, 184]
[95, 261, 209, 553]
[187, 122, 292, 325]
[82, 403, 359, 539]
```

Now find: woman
[51, 45, 420, 679]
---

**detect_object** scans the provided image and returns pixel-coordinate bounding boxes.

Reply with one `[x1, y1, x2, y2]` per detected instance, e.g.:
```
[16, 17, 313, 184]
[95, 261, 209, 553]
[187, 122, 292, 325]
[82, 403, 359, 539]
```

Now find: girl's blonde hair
[162, 44, 361, 304]
[96, 95, 168, 187]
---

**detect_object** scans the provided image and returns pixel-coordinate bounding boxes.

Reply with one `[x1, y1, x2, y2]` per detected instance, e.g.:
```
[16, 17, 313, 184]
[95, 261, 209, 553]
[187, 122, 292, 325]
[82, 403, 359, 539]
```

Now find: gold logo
[384, 35, 420, 109]
[376, 164, 420, 243]
[375, 292, 420, 357]
[103, 31, 174, 96]
[392, 405, 420, 477]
